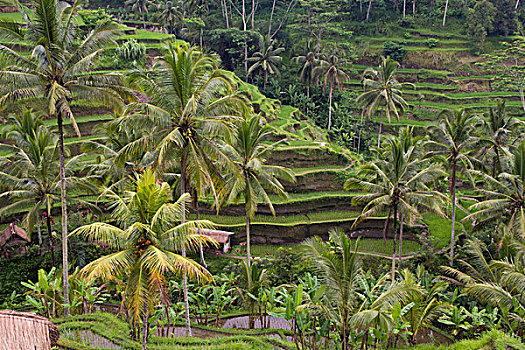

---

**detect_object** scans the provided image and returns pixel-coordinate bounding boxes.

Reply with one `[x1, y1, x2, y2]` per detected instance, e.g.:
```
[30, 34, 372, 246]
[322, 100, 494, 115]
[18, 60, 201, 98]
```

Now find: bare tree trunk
[46, 213, 55, 268]
[245, 181, 252, 266]
[398, 213, 404, 266]
[366, 0, 372, 21]
[328, 84, 333, 130]
[195, 200, 207, 268]
[413, 0, 416, 15]
[268, 0, 277, 37]
[180, 152, 192, 336]
[442, 0, 449, 26]
[391, 205, 398, 282]
[377, 106, 384, 148]
[449, 160, 457, 267]
[37, 213, 42, 252]
[516, 0, 520, 9]
[251, 0, 256, 30]
[57, 113, 70, 316]
[403, 0, 406, 18]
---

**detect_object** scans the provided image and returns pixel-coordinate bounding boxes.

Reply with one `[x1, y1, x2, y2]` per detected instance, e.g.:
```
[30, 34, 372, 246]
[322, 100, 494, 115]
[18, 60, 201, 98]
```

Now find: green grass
[293, 165, 346, 176]
[402, 330, 525, 350]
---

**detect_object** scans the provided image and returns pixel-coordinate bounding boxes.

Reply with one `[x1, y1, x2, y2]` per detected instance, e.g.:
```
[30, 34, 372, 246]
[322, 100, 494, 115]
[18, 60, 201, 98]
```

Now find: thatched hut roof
[0, 310, 59, 349]
[200, 228, 234, 244]
[0, 223, 30, 250]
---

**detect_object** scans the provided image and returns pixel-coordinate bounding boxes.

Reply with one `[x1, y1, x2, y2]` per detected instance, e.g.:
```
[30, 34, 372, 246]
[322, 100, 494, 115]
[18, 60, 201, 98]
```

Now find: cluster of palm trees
[349, 100, 525, 274]
[0, 0, 294, 339]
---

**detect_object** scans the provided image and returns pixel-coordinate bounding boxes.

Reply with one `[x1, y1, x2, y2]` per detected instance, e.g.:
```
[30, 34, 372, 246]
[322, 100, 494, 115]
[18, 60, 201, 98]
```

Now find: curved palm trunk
[57, 114, 70, 316]
[449, 159, 457, 267]
[442, 0, 449, 26]
[180, 152, 192, 336]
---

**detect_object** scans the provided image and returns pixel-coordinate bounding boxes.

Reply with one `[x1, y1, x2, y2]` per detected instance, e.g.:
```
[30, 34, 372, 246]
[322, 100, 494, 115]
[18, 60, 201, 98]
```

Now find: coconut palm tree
[125, 0, 155, 29]
[313, 55, 350, 130]
[159, 1, 183, 34]
[123, 42, 242, 335]
[346, 129, 446, 279]
[71, 169, 215, 350]
[247, 35, 284, 89]
[465, 141, 525, 237]
[0, 0, 130, 314]
[220, 114, 295, 266]
[427, 109, 479, 266]
[292, 50, 318, 115]
[357, 57, 415, 147]
[476, 100, 522, 177]
[0, 113, 97, 266]
[302, 230, 420, 350]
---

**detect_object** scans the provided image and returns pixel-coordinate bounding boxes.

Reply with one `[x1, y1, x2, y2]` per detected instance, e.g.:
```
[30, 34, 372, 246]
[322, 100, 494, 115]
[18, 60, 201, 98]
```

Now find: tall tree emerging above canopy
[0, 0, 130, 315]
[123, 42, 243, 335]
[357, 57, 414, 147]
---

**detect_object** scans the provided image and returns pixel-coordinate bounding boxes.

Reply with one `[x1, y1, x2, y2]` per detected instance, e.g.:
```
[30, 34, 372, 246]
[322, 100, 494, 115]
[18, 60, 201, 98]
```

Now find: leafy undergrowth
[402, 330, 525, 350]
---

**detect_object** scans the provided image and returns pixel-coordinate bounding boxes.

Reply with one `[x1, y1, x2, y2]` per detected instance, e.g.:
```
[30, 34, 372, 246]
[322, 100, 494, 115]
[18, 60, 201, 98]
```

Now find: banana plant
[22, 268, 60, 318]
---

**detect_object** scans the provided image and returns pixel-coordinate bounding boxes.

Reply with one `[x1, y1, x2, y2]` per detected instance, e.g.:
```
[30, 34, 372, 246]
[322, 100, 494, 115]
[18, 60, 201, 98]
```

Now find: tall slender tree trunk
[268, 0, 277, 36]
[245, 178, 251, 266]
[377, 106, 384, 148]
[180, 152, 192, 336]
[398, 212, 404, 266]
[57, 113, 70, 316]
[46, 213, 55, 268]
[306, 84, 310, 116]
[449, 160, 457, 267]
[413, 0, 416, 15]
[383, 208, 391, 245]
[516, 0, 520, 9]
[403, 0, 406, 18]
[442, 0, 449, 26]
[328, 84, 333, 130]
[142, 304, 148, 350]
[366, 0, 372, 21]
[195, 199, 207, 268]
[391, 204, 398, 281]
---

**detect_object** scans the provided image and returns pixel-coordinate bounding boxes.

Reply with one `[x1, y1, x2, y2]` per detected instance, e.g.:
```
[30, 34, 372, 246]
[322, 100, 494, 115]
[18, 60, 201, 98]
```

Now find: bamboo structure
[0, 310, 59, 350]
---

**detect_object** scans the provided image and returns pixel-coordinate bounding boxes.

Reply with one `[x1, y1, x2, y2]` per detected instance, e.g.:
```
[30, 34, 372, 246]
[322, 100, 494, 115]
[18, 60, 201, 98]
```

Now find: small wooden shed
[200, 228, 234, 253]
[0, 223, 30, 254]
[0, 310, 59, 350]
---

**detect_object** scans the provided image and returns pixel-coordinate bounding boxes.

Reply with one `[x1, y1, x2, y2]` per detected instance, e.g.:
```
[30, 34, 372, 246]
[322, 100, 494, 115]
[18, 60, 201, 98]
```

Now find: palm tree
[313, 55, 350, 130]
[292, 50, 318, 115]
[465, 141, 525, 236]
[346, 129, 446, 279]
[159, 1, 183, 34]
[123, 42, 242, 335]
[71, 169, 215, 350]
[125, 0, 155, 29]
[302, 230, 420, 350]
[0, 0, 129, 314]
[427, 109, 479, 266]
[477, 100, 522, 177]
[220, 114, 295, 266]
[357, 57, 414, 147]
[247, 35, 284, 89]
[0, 113, 97, 267]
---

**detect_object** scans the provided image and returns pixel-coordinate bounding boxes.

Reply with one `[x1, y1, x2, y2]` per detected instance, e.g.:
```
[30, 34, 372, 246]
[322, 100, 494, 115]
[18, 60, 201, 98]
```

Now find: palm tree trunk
[328, 84, 333, 130]
[180, 152, 192, 337]
[366, 0, 372, 21]
[306, 83, 310, 117]
[450, 160, 457, 267]
[398, 212, 404, 266]
[46, 213, 55, 268]
[413, 0, 416, 15]
[57, 113, 70, 316]
[383, 208, 391, 246]
[268, 0, 277, 36]
[195, 200, 207, 268]
[377, 106, 384, 148]
[245, 182, 252, 266]
[391, 204, 398, 281]
[442, 0, 449, 26]
[403, 0, 406, 18]
[142, 304, 148, 350]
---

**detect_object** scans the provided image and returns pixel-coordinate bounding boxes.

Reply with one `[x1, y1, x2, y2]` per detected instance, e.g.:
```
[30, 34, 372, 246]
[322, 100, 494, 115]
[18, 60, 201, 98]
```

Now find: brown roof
[0, 310, 59, 349]
[0, 223, 30, 249]
[200, 228, 234, 244]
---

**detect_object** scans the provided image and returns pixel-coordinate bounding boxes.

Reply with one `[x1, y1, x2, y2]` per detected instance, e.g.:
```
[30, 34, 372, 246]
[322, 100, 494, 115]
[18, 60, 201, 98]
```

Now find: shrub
[382, 41, 407, 63]
[114, 39, 146, 68]
[425, 38, 440, 48]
